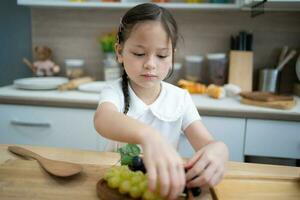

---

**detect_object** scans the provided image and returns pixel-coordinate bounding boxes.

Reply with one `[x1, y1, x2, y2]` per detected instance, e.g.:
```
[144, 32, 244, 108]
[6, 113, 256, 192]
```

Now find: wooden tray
[239, 91, 293, 102]
[240, 97, 296, 110]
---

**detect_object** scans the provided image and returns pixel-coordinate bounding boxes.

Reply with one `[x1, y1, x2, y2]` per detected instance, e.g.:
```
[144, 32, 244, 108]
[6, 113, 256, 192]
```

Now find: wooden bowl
[96, 178, 187, 200]
[96, 178, 139, 200]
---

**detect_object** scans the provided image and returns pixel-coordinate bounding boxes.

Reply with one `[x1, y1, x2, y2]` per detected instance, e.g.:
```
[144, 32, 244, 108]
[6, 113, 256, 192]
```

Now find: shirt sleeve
[181, 91, 201, 131]
[98, 85, 123, 113]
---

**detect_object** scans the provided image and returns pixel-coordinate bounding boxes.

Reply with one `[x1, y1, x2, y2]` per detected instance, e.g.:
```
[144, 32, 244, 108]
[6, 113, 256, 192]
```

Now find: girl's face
[115, 21, 173, 92]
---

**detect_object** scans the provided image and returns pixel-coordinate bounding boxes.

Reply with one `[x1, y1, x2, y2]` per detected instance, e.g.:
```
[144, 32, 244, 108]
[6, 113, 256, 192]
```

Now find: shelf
[17, 0, 240, 10]
[242, 0, 300, 11]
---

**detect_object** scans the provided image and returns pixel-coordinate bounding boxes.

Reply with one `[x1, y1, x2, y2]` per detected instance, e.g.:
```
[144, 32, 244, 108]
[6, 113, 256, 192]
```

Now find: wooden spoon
[8, 146, 82, 177]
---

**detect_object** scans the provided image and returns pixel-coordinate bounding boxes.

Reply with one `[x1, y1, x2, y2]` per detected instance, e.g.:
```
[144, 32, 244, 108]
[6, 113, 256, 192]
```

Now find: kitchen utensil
[14, 77, 68, 90]
[239, 91, 293, 102]
[276, 50, 297, 72]
[8, 146, 82, 177]
[295, 54, 300, 82]
[58, 76, 93, 91]
[278, 46, 289, 65]
[258, 69, 278, 92]
[240, 97, 296, 110]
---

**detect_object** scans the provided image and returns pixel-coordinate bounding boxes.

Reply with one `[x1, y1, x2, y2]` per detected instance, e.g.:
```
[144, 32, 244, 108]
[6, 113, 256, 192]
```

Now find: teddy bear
[23, 46, 60, 76]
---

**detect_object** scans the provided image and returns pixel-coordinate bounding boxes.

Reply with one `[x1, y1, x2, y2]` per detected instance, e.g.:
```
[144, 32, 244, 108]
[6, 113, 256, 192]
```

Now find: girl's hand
[184, 141, 228, 188]
[140, 129, 185, 200]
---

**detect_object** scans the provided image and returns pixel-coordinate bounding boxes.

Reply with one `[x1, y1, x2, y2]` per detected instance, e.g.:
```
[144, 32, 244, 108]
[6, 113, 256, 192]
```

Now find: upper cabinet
[17, 0, 240, 10]
[242, 0, 300, 11]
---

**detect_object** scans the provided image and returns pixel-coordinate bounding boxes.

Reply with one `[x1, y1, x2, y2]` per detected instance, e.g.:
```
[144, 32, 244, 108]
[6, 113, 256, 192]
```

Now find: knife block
[228, 50, 253, 92]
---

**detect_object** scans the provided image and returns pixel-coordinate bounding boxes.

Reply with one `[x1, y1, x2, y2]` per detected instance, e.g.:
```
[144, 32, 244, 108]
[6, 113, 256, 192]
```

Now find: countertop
[1, 144, 299, 200]
[0, 85, 300, 121]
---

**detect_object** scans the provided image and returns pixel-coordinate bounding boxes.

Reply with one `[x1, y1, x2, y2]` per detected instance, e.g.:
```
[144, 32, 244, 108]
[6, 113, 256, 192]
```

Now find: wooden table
[0, 144, 299, 200]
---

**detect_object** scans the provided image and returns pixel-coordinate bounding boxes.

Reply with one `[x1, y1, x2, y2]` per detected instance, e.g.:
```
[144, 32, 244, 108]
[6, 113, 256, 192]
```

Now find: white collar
[127, 82, 185, 121]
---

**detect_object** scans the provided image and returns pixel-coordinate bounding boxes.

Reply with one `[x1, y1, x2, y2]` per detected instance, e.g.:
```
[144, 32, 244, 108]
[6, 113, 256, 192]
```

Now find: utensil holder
[228, 50, 253, 92]
[259, 69, 279, 93]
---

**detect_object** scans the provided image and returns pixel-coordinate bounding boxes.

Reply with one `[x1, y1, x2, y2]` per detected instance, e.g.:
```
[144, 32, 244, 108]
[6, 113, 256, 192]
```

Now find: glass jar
[103, 53, 121, 81]
[184, 55, 204, 82]
[207, 53, 227, 86]
[64, 59, 85, 79]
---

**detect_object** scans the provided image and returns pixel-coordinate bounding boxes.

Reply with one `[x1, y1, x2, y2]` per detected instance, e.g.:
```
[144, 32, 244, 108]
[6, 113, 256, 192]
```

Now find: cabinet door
[245, 119, 300, 159]
[178, 116, 245, 162]
[0, 104, 107, 151]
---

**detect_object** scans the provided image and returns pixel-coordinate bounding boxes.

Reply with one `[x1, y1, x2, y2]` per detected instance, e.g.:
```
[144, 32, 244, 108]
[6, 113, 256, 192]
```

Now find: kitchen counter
[0, 85, 300, 121]
[1, 144, 299, 200]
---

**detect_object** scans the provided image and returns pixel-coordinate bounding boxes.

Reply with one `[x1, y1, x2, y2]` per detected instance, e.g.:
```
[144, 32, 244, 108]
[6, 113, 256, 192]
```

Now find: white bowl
[78, 81, 107, 93]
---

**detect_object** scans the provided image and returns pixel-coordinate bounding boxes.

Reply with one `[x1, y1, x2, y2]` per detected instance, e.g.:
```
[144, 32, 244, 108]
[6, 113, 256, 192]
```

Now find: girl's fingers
[158, 163, 170, 197]
[146, 161, 157, 192]
[185, 156, 209, 182]
[167, 163, 185, 200]
[209, 169, 224, 187]
[187, 163, 217, 188]
[184, 149, 204, 169]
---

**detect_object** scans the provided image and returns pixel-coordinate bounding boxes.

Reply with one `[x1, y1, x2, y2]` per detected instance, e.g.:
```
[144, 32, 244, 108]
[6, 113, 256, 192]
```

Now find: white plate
[14, 77, 69, 90]
[78, 81, 107, 93]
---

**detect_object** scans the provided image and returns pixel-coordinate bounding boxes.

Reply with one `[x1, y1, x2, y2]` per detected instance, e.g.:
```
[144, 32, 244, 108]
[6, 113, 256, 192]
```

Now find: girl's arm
[94, 102, 186, 200]
[94, 102, 150, 144]
[183, 120, 229, 187]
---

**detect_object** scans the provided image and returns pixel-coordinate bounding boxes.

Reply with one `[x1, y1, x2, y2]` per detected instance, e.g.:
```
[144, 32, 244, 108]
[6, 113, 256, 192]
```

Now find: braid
[122, 70, 130, 114]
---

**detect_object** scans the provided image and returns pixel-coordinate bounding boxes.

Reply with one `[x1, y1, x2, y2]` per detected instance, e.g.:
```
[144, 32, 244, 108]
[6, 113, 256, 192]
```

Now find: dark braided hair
[117, 3, 179, 114]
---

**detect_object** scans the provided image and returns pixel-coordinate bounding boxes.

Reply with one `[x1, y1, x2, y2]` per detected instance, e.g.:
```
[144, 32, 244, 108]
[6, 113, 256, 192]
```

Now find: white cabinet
[0, 104, 107, 151]
[245, 119, 300, 159]
[178, 116, 246, 162]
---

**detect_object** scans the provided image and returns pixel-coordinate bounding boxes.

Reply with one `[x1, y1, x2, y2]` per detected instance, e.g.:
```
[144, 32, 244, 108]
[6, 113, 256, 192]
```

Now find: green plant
[100, 31, 117, 53]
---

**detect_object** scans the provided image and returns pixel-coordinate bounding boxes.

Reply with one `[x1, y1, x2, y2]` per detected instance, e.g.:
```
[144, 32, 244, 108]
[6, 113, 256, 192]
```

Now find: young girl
[94, 3, 229, 200]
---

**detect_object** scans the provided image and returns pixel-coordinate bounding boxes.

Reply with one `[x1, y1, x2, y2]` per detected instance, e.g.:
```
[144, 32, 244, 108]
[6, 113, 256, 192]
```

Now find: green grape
[121, 169, 133, 180]
[130, 175, 143, 186]
[107, 176, 121, 189]
[103, 170, 114, 181]
[129, 185, 143, 199]
[119, 180, 131, 194]
[154, 195, 165, 200]
[139, 179, 148, 193]
[142, 190, 156, 200]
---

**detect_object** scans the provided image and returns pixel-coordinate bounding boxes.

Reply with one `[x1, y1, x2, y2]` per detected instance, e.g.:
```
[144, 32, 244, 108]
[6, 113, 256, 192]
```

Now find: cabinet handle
[10, 119, 51, 127]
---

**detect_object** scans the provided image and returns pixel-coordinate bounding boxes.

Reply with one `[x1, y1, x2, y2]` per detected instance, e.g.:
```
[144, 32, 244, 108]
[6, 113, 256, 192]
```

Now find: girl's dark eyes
[158, 55, 168, 59]
[133, 53, 145, 57]
[132, 52, 169, 59]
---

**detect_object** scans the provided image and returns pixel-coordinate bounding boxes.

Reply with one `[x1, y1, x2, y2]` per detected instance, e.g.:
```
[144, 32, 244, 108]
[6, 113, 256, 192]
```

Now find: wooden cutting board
[239, 92, 294, 102]
[0, 159, 214, 200]
[228, 51, 253, 92]
[240, 97, 296, 110]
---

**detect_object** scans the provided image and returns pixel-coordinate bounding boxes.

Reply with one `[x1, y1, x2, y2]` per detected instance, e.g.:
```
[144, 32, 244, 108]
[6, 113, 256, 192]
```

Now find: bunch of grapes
[129, 156, 201, 198]
[104, 165, 164, 200]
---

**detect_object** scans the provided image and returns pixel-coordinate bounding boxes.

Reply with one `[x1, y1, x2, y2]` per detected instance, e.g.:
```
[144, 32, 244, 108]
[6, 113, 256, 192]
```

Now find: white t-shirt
[98, 79, 201, 152]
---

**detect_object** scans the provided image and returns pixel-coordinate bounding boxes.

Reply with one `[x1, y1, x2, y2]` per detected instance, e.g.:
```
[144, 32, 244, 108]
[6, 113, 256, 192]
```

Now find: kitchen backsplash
[31, 8, 300, 90]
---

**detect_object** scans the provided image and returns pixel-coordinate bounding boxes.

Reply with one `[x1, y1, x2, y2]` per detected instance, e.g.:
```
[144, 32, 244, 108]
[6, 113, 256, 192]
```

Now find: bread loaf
[207, 84, 225, 99]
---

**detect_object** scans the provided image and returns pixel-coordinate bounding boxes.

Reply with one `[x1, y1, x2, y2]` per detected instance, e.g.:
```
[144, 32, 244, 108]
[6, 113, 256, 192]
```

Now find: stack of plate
[14, 77, 69, 90]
